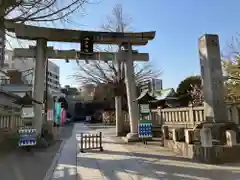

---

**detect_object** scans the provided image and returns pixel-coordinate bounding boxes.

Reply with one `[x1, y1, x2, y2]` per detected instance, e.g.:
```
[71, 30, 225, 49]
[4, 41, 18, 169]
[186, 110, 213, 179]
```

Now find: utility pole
[44, 60, 48, 123]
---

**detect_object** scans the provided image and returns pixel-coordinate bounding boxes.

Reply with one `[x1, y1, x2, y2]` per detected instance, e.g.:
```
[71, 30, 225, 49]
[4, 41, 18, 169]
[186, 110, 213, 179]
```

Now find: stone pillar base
[122, 132, 139, 142]
[185, 129, 192, 144]
[226, 130, 237, 146]
[200, 128, 212, 147]
[116, 131, 125, 137]
[172, 129, 177, 142]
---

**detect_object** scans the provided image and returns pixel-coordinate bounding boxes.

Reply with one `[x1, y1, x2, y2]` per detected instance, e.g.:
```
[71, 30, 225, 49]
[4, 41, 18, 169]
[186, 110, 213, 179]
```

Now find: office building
[4, 50, 60, 96]
[140, 78, 163, 92]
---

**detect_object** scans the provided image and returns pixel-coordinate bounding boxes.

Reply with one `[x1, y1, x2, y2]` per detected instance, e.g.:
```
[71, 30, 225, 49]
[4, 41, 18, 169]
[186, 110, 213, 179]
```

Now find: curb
[43, 139, 66, 180]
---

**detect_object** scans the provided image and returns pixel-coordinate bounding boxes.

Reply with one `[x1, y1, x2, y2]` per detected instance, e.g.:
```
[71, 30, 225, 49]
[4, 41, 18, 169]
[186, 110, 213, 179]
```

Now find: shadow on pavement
[74, 124, 240, 180]
[0, 141, 62, 180]
[0, 124, 74, 180]
[97, 149, 191, 162]
[59, 123, 74, 140]
[74, 150, 240, 180]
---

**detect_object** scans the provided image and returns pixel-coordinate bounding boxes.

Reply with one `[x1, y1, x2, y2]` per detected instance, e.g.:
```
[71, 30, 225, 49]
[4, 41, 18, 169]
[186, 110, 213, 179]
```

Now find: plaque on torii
[81, 36, 93, 54]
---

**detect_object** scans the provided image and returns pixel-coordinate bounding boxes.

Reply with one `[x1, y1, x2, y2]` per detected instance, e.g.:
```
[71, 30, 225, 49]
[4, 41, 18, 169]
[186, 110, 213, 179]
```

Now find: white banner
[47, 110, 53, 121]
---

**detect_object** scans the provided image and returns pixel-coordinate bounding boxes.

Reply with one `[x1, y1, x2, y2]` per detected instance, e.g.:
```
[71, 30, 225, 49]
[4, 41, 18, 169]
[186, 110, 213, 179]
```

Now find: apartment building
[4, 50, 60, 96]
[140, 78, 163, 92]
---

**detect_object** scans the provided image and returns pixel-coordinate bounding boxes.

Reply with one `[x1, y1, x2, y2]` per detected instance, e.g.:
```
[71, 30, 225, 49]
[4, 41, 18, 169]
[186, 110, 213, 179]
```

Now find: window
[4, 54, 8, 61]
[3, 63, 9, 67]
[0, 78, 9, 85]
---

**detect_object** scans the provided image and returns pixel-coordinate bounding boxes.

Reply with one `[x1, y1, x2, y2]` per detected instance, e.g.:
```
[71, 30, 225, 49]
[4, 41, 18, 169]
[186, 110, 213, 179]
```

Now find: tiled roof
[136, 89, 156, 101]
[151, 88, 177, 100]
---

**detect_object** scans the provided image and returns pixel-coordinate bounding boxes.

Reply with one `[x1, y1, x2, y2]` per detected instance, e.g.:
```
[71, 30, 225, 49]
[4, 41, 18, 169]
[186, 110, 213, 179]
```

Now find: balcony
[0, 78, 10, 85]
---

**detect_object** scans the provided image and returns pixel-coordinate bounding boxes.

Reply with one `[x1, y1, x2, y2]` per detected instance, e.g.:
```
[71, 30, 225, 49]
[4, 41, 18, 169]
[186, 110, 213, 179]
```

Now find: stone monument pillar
[124, 43, 139, 141]
[198, 35, 227, 123]
[32, 39, 47, 134]
[200, 128, 212, 147]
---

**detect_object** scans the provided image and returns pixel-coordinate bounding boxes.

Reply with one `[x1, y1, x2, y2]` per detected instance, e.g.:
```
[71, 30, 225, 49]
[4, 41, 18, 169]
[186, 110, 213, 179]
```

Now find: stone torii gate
[6, 22, 155, 141]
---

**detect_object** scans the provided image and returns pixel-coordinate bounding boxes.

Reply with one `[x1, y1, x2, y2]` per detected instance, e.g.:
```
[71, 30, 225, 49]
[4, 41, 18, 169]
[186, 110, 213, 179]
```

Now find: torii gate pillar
[33, 39, 47, 134]
[124, 43, 139, 141]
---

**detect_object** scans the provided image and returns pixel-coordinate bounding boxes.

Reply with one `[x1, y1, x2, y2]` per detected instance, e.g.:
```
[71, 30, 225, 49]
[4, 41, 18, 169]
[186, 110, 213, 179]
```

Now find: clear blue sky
[49, 0, 239, 89]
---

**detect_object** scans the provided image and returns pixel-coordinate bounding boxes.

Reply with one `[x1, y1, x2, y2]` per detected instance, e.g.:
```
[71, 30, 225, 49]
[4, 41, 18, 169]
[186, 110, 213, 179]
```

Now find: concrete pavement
[46, 123, 240, 180]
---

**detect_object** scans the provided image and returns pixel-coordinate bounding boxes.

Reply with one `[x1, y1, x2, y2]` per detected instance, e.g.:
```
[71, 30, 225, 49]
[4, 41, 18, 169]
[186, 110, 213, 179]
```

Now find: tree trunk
[0, 15, 5, 68]
[115, 95, 123, 136]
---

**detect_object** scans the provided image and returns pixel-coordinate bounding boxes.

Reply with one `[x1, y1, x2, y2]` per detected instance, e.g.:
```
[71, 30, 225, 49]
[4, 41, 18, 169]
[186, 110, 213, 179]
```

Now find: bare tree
[72, 4, 160, 136]
[0, 0, 94, 67]
[74, 61, 159, 87]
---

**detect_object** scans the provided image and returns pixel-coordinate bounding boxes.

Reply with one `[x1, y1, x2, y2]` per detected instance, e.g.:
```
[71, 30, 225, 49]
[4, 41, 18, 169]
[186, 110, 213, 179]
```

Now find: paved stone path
[47, 123, 240, 180]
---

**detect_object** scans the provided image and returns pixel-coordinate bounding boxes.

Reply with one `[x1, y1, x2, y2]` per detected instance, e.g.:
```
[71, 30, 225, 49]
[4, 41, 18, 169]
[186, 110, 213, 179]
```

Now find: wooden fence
[0, 108, 23, 131]
[121, 103, 240, 129]
[0, 107, 23, 144]
[79, 132, 103, 153]
[101, 103, 240, 130]
[158, 104, 240, 128]
[157, 106, 204, 128]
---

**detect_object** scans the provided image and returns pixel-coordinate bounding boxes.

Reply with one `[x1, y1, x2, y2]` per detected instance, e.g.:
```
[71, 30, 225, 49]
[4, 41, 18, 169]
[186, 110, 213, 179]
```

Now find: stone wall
[164, 140, 240, 164]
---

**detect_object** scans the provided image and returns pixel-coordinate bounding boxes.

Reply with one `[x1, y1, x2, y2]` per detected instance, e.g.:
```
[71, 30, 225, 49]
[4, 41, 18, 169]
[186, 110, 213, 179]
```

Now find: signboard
[140, 104, 150, 114]
[81, 36, 93, 54]
[86, 116, 91, 122]
[139, 119, 152, 138]
[138, 104, 152, 139]
[47, 110, 53, 121]
[18, 127, 37, 147]
[22, 107, 34, 118]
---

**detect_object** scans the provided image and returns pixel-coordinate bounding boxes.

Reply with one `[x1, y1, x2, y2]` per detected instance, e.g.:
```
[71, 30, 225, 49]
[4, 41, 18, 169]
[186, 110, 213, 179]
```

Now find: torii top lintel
[5, 22, 155, 45]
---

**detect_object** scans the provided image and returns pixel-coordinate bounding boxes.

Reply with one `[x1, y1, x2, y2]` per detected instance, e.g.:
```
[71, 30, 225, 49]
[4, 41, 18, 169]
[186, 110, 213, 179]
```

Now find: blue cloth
[55, 103, 61, 125]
